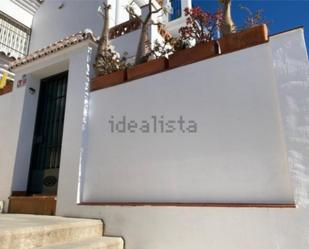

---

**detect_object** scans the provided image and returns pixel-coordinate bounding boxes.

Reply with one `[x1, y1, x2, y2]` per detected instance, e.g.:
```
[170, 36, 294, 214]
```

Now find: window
[169, 0, 182, 21]
[0, 10, 31, 59]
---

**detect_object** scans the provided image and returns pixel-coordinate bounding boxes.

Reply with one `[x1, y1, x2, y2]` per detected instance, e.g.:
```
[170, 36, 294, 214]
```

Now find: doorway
[28, 71, 68, 195]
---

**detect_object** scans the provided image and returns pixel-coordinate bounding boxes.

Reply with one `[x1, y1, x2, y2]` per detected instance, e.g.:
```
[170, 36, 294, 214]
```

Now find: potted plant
[91, 3, 127, 91]
[126, 55, 168, 81]
[218, 3, 268, 54]
[0, 80, 13, 95]
[169, 6, 223, 69]
[218, 24, 268, 54]
[0, 71, 13, 95]
[219, 0, 236, 36]
[125, 0, 171, 81]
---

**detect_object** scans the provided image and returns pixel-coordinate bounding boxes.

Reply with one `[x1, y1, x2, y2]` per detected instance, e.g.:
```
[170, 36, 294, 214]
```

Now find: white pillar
[108, 0, 130, 26]
[56, 44, 96, 213]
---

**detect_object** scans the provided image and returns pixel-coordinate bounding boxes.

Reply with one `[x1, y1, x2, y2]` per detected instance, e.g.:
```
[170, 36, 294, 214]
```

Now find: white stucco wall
[0, 41, 96, 212]
[30, 0, 103, 52]
[0, 92, 14, 208]
[10, 43, 97, 194]
[11, 75, 41, 192]
[13, 0, 168, 53]
[54, 29, 309, 249]
[110, 30, 141, 60]
[3, 27, 309, 249]
[0, 76, 29, 211]
[270, 29, 309, 206]
[81, 42, 293, 204]
[0, 0, 33, 27]
[29, 0, 163, 61]
[29, 0, 140, 52]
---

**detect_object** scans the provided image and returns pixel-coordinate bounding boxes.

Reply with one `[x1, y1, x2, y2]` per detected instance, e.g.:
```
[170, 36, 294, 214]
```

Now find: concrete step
[0, 214, 103, 249]
[38, 237, 124, 249]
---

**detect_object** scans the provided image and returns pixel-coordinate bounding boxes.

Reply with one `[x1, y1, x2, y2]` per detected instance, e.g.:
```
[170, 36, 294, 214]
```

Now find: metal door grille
[28, 71, 68, 194]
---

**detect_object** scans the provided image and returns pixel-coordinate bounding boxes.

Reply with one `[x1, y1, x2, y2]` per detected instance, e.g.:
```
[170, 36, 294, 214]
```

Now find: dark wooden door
[28, 71, 68, 195]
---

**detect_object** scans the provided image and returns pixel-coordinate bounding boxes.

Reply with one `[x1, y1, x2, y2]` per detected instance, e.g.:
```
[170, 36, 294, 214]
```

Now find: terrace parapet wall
[91, 24, 269, 92]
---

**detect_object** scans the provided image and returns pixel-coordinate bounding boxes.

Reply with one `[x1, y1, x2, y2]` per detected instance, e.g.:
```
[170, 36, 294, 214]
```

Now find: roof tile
[10, 30, 98, 70]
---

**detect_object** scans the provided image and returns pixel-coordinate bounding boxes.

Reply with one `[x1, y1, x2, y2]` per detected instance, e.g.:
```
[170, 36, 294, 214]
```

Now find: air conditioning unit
[0, 201, 4, 213]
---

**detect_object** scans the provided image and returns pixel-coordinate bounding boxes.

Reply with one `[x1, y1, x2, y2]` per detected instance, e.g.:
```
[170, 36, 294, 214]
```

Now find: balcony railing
[0, 10, 31, 59]
[109, 18, 141, 40]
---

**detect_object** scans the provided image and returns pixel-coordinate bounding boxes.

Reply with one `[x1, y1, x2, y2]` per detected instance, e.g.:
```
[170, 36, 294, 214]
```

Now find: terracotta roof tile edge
[9, 29, 98, 70]
[0, 51, 17, 61]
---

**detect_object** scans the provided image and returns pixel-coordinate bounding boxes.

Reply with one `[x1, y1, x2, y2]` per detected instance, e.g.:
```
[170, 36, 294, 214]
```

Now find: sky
[193, 0, 309, 47]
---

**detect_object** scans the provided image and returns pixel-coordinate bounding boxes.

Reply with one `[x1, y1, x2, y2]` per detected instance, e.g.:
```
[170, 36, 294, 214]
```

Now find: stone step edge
[37, 236, 124, 249]
[0, 216, 104, 248]
[1, 218, 103, 236]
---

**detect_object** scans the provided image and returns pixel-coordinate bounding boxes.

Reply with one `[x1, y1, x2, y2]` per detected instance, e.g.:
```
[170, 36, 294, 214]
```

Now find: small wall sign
[17, 74, 27, 88]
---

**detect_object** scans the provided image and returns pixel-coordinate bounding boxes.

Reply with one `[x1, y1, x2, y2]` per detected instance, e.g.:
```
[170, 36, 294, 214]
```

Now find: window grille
[0, 10, 31, 59]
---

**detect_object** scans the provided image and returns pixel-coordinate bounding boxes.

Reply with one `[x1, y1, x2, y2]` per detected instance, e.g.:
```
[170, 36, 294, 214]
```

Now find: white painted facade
[0, 0, 33, 27]
[0, 28, 308, 249]
[29, 0, 189, 53]
[0, 1, 309, 249]
[29, 0, 103, 52]
[83, 43, 293, 204]
[271, 30, 309, 207]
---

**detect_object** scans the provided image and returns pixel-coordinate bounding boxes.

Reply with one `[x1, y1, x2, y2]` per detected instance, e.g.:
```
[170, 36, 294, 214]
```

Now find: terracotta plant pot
[219, 24, 268, 54]
[91, 69, 127, 91]
[168, 40, 218, 69]
[127, 57, 168, 81]
[0, 83, 13, 96]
